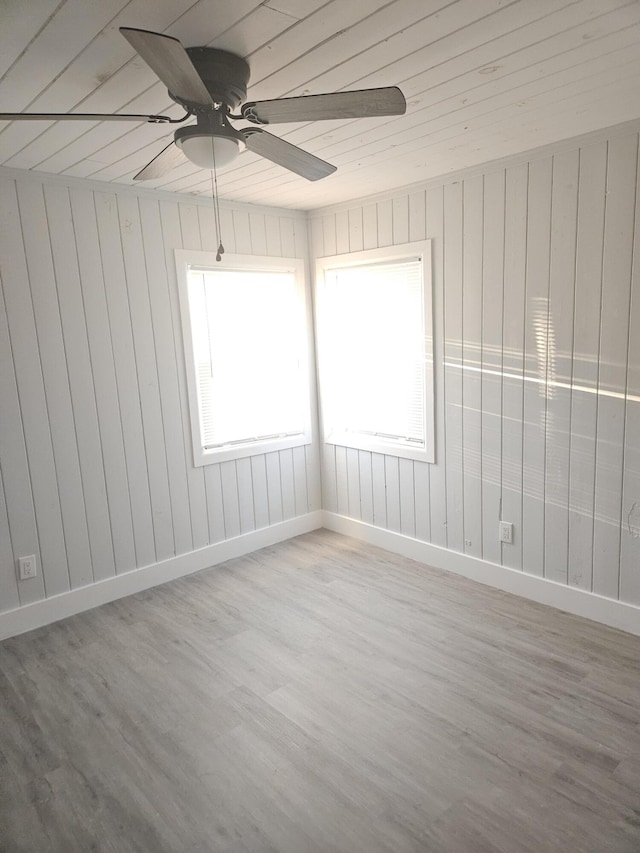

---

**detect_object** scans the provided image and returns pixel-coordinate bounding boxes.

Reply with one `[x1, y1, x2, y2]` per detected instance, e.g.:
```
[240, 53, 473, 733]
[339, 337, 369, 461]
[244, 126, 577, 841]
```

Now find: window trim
[315, 241, 435, 464]
[175, 249, 313, 466]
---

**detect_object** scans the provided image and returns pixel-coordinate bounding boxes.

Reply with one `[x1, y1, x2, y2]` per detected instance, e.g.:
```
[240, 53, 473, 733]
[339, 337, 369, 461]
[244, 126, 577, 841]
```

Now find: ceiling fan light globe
[176, 134, 240, 170]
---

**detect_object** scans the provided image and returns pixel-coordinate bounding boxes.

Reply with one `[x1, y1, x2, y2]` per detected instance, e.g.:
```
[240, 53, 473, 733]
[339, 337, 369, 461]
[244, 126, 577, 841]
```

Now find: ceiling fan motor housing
[172, 47, 251, 110]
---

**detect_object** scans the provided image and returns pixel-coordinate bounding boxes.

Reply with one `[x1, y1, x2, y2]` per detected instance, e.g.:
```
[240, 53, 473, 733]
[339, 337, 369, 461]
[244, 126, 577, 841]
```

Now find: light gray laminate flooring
[1, 530, 639, 852]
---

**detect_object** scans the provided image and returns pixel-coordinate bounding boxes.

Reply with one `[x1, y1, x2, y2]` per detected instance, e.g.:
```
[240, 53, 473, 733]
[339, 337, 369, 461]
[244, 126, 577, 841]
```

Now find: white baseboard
[0, 512, 323, 641]
[322, 512, 640, 638]
[4, 510, 637, 641]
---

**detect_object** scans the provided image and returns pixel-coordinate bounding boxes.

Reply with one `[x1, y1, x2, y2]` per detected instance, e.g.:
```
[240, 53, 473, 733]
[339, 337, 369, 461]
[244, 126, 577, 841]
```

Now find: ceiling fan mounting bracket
[174, 110, 245, 146]
[169, 47, 250, 111]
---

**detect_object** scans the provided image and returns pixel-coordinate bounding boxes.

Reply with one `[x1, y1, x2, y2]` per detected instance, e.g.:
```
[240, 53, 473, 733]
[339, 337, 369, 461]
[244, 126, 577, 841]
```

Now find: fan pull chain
[210, 140, 224, 262]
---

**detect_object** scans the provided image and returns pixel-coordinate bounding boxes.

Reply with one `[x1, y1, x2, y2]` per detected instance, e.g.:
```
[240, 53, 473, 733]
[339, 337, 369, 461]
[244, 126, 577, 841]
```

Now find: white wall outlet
[499, 521, 513, 544]
[18, 555, 37, 580]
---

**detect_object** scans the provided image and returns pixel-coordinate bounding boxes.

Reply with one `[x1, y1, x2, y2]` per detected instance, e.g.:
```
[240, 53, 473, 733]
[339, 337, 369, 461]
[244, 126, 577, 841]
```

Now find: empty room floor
[1, 530, 639, 852]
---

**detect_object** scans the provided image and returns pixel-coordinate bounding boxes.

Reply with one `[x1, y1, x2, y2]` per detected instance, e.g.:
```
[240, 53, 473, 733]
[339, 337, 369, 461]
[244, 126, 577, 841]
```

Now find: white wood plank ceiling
[1, 0, 639, 210]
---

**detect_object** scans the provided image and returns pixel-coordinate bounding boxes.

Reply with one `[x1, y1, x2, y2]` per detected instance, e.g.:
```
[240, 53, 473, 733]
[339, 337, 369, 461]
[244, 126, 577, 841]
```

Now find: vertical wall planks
[0, 178, 68, 598]
[236, 457, 256, 535]
[322, 214, 337, 256]
[392, 196, 409, 245]
[139, 197, 193, 556]
[279, 449, 296, 521]
[233, 209, 252, 254]
[293, 216, 308, 260]
[413, 461, 430, 543]
[462, 175, 483, 559]
[305, 443, 322, 512]
[335, 210, 350, 254]
[310, 215, 324, 258]
[204, 464, 226, 544]
[218, 206, 237, 255]
[250, 456, 270, 530]
[522, 157, 553, 578]
[593, 135, 638, 598]
[44, 185, 117, 584]
[359, 450, 374, 525]
[544, 150, 579, 584]
[4, 124, 640, 619]
[279, 216, 296, 257]
[265, 451, 283, 525]
[348, 208, 364, 252]
[0, 276, 45, 606]
[165, 201, 210, 549]
[264, 215, 282, 257]
[443, 181, 464, 552]
[377, 199, 393, 247]
[117, 194, 174, 562]
[306, 126, 639, 612]
[371, 452, 387, 528]
[399, 458, 416, 538]
[385, 456, 401, 533]
[70, 188, 135, 577]
[619, 160, 640, 604]
[93, 191, 156, 569]
[248, 212, 267, 256]
[0, 175, 318, 616]
[197, 204, 217, 253]
[426, 185, 447, 547]
[0, 470, 19, 611]
[567, 143, 606, 592]
[481, 170, 505, 566]
[220, 461, 241, 539]
[362, 204, 377, 250]
[501, 164, 528, 572]
[409, 191, 426, 242]
[17, 181, 91, 591]
[322, 444, 338, 514]
[346, 448, 361, 520]
[335, 446, 349, 517]
[292, 445, 309, 517]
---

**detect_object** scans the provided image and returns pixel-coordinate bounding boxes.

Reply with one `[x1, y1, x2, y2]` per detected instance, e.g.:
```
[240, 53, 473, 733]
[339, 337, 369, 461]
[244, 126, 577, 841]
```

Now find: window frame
[315, 241, 435, 464]
[175, 249, 313, 467]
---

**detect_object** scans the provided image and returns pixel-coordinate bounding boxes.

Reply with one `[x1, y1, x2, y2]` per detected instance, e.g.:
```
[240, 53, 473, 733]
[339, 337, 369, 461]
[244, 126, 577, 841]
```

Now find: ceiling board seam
[0, 0, 68, 85]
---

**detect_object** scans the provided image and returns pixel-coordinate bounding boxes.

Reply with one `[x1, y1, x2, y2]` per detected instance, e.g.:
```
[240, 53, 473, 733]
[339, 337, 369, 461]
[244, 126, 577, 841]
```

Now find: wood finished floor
[1, 530, 639, 853]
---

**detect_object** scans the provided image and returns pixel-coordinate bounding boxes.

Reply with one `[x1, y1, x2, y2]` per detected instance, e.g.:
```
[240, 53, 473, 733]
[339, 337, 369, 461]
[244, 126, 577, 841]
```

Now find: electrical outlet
[18, 555, 37, 580]
[499, 521, 513, 544]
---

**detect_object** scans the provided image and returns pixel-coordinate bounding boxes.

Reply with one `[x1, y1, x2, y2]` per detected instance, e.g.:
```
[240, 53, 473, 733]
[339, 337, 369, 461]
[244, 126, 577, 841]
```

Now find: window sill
[194, 431, 311, 466]
[324, 431, 434, 464]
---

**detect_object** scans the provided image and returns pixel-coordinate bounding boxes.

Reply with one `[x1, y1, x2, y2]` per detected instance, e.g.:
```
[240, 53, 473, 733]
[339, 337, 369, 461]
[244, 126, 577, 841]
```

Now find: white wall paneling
[2, 120, 640, 634]
[311, 125, 640, 611]
[592, 134, 638, 601]
[481, 170, 505, 568]
[0, 170, 318, 621]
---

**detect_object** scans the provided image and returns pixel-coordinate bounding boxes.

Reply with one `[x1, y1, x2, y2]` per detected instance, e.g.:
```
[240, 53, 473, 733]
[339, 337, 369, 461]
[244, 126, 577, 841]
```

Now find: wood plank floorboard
[1, 530, 639, 852]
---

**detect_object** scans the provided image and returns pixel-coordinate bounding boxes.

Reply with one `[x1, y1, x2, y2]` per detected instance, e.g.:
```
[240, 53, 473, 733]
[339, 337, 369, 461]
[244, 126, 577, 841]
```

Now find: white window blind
[183, 263, 310, 461]
[316, 241, 433, 463]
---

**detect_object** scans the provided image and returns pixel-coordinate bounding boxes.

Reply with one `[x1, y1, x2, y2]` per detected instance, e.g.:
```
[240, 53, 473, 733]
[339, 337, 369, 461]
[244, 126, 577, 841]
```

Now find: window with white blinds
[316, 241, 434, 463]
[176, 251, 312, 466]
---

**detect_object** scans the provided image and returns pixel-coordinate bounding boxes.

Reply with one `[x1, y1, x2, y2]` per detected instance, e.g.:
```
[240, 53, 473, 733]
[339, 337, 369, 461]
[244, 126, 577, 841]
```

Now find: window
[315, 241, 434, 463]
[175, 250, 313, 466]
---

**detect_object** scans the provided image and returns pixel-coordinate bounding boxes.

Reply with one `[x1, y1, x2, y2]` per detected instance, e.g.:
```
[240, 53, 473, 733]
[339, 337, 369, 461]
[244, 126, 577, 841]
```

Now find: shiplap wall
[0, 170, 319, 614]
[311, 127, 640, 607]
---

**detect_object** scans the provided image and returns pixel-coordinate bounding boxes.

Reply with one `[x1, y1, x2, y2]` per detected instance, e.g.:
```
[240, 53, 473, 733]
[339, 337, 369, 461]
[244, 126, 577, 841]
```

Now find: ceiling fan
[0, 27, 407, 183]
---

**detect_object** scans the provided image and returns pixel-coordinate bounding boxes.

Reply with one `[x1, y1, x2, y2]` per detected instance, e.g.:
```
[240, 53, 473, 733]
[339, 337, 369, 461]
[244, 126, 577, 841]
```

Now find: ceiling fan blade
[0, 111, 178, 123]
[120, 27, 212, 106]
[134, 140, 188, 181]
[242, 87, 406, 124]
[242, 128, 335, 181]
